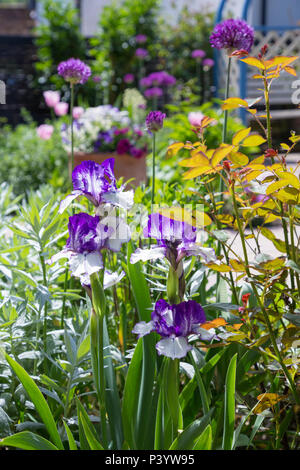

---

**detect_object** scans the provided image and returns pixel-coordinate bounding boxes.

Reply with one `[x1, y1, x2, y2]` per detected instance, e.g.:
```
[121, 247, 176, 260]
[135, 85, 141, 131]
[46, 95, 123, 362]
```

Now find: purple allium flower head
[57, 58, 91, 85]
[93, 75, 102, 83]
[191, 49, 206, 59]
[210, 18, 254, 53]
[140, 76, 153, 88]
[144, 87, 163, 99]
[135, 34, 147, 44]
[124, 73, 135, 84]
[59, 159, 134, 214]
[135, 48, 148, 59]
[145, 111, 166, 132]
[203, 58, 215, 68]
[132, 299, 211, 359]
[144, 71, 176, 88]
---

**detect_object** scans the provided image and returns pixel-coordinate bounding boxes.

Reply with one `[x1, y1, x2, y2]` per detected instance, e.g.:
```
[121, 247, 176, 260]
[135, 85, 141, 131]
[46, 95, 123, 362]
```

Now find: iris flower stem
[60, 267, 69, 328]
[231, 184, 300, 406]
[90, 271, 108, 448]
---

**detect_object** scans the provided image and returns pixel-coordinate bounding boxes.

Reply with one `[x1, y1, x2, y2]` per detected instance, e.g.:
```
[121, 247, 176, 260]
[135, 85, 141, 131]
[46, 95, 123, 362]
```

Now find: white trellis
[217, 29, 300, 106]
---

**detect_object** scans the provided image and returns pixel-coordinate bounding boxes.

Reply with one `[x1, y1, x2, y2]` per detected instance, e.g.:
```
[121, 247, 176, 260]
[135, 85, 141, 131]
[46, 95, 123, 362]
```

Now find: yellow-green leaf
[229, 152, 249, 167]
[166, 142, 185, 158]
[241, 134, 266, 147]
[179, 152, 210, 168]
[222, 97, 249, 110]
[266, 180, 289, 194]
[211, 145, 235, 167]
[232, 127, 251, 146]
[206, 263, 232, 273]
[240, 57, 265, 69]
[182, 166, 212, 179]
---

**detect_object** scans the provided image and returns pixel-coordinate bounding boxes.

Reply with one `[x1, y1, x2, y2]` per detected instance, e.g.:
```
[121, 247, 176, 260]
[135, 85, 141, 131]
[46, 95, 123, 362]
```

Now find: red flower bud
[264, 148, 278, 159]
[223, 160, 231, 172]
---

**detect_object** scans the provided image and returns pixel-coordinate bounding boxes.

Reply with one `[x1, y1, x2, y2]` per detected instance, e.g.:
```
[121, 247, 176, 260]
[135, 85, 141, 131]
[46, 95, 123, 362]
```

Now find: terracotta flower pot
[69, 152, 147, 187]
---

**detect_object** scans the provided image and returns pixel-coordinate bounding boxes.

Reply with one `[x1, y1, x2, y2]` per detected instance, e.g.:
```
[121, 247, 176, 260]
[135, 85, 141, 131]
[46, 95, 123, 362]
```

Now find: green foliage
[0, 117, 68, 196]
[155, 6, 214, 88]
[90, 0, 160, 103]
[34, 0, 86, 88]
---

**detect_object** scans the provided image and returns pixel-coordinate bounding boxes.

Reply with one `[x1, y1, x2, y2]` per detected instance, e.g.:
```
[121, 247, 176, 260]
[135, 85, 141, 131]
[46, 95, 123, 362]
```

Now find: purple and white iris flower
[132, 299, 212, 359]
[47, 212, 129, 287]
[130, 213, 216, 269]
[59, 159, 134, 214]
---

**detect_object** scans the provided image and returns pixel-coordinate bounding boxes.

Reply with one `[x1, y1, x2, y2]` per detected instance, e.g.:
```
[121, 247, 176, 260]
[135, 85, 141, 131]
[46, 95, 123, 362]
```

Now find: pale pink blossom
[73, 106, 84, 119]
[43, 90, 60, 108]
[54, 102, 69, 116]
[188, 111, 205, 127]
[37, 124, 54, 140]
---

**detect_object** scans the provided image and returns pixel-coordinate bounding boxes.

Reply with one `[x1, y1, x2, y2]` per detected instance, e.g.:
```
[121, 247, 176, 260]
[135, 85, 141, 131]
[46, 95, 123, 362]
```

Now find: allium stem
[70, 83, 75, 175]
[218, 56, 231, 198]
[151, 132, 156, 211]
[216, 56, 232, 302]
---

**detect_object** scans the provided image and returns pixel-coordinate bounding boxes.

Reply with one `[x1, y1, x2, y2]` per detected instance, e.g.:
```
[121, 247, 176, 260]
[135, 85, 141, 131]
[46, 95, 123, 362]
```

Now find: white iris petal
[155, 336, 192, 359]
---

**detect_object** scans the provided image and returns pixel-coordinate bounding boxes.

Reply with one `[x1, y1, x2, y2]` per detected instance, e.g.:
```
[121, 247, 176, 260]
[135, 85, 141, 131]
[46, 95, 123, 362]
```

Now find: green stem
[263, 74, 272, 151]
[90, 272, 108, 448]
[60, 266, 69, 328]
[216, 56, 232, 301]
[231, 185, 300, 405]
[189, 351, 210, 415]
[263, 73, 296, 291]
[207, 182, 239, 304]
[40, 254, 48, 359]
[70, 83, 74, 175]
[151, 132, 156, 211]
[222, 56, 232, 145]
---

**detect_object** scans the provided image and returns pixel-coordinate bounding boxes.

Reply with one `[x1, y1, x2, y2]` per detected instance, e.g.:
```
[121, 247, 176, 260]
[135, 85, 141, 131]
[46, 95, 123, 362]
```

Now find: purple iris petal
[173, 300, 206, 337]
[210, 18, 254, 52]
[132, 299, 208, 359]
[66, 213, 101, 254]
[71, 159, 116, 206]
[131, 213, 216, 269]
[144, 214, 196, 245]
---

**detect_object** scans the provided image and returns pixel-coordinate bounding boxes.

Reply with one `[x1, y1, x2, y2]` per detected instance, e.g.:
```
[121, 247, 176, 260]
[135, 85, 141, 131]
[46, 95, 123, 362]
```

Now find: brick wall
[0, 6, 35, 36]
[0, 36, 47, 126]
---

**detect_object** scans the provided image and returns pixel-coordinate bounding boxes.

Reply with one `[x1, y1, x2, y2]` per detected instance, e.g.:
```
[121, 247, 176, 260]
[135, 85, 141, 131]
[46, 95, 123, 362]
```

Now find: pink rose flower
[43, 90, 60, 108]
[73, 106, 84, 119]
[54, 102, 69, 116]
[37, 124, 54, 140]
